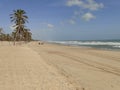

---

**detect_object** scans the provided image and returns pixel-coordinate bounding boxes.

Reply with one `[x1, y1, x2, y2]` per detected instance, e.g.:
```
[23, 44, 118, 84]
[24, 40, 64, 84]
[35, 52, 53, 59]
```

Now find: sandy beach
[0, 41, 120, 90]
[0, 0, 119, 90]
[0, 42, 75, 90]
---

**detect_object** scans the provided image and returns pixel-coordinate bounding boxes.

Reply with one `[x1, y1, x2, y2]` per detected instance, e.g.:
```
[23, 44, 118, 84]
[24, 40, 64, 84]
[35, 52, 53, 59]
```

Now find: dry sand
[0, 41, 75, 90]
[0, 41, 120, 90]
[28, 41, 120, 90]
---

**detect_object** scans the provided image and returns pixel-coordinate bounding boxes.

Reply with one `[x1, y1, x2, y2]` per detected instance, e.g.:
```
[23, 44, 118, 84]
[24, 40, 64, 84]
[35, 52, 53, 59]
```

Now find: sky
[0, 0, 120, 41]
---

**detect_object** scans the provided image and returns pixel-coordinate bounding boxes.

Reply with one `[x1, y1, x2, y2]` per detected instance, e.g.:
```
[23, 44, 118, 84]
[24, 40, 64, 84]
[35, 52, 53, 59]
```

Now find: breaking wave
[49, 40, 120, 50]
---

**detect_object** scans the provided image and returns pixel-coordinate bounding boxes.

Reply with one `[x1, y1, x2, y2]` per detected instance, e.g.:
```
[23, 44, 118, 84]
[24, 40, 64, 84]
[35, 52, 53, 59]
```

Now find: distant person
[38, 42, 44, 45]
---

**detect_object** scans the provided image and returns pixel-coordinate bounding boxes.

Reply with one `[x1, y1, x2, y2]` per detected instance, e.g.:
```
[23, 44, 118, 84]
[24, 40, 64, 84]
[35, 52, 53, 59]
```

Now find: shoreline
[46, 40, 120, 51]
[45, 41, 120, 52]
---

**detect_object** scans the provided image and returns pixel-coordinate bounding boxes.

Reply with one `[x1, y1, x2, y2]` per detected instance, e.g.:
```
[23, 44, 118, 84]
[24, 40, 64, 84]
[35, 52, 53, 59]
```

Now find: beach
[0, 41, 120, 90]
[0, 42, 75, 90]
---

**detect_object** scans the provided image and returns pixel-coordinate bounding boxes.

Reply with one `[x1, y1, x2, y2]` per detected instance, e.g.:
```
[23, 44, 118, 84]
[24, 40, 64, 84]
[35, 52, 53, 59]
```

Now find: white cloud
[66, 0, 83, 7]
[66, 0, 104, 22]
[82, 12, 96, 21]
[47, 24, 54, 28]
[40, 23, 54, 28]
[69, 19, 76, 24]
[66, 0, 104, 11]
[84, 0, 104, 11]
[60, 19, 76, 25]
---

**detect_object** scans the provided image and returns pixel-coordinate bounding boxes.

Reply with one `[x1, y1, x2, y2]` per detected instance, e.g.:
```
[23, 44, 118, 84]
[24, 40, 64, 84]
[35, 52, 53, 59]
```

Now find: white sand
[28, 41, 120, 90]
[0, 42, 76, 90]
[0, 41, 120, 90]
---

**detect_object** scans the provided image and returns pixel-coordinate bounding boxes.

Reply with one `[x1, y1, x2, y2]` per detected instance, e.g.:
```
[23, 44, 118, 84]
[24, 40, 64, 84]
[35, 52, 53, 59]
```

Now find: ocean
[49, 40, 120, 50]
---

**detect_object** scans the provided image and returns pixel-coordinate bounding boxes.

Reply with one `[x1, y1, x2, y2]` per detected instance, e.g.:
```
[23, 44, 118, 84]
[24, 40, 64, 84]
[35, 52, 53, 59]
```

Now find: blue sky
[0, 0, 120, 40]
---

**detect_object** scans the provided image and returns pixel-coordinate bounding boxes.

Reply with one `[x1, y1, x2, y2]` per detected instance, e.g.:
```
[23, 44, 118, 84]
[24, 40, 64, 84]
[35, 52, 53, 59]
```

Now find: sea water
[49, 40, 120, 50]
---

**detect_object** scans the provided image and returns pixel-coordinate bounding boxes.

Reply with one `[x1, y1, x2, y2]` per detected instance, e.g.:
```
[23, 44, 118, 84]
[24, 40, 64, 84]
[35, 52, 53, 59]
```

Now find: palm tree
[10, 9, 28, 45]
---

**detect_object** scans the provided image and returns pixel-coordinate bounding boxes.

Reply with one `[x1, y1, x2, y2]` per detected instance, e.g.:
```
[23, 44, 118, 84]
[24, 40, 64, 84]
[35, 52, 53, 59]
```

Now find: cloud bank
[66, 0, 104, 22]
[66, 0, 104, 11]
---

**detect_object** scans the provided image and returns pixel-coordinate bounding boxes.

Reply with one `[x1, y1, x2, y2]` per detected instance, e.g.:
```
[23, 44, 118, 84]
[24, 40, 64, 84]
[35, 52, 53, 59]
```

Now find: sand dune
[28, 41, 120, 90]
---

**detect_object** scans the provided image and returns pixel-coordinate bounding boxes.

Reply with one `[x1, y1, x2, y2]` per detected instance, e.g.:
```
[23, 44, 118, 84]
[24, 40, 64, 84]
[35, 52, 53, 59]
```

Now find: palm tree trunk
[13, 32, 17, 45]
[13, 37, 16, 45]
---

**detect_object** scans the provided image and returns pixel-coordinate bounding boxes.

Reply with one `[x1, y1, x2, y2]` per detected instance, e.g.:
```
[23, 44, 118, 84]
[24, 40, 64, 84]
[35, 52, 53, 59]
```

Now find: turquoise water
[49, 40, 120, 50]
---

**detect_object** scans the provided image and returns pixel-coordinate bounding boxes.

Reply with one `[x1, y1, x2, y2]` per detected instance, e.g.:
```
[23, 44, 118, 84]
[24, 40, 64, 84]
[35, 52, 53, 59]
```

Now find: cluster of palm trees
[0, 9, 32, 45]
